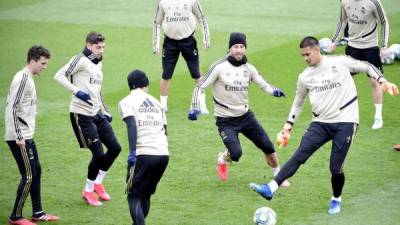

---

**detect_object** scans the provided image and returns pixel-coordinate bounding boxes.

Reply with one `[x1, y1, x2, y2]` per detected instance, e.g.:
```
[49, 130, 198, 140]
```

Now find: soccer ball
[253, 207, 277, 225]
[389, 44, 400, 59]
[381, 48, 395, 64]
[319, 38, 333, 54]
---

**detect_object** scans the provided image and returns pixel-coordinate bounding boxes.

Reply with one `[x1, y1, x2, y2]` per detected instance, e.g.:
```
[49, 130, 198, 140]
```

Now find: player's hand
[380, 47, 389, 59]
[329, 41, 337, 53]
[127, 150, 136, 167]
[188, 109, 200, 121]
[276, 123, 292, 149]
[272, 88, 286, 97]
[16, 138, 25, 148]
[381, 81, 399, 96]
[75, 90, 93, 106]
[153, 46, 160, 55]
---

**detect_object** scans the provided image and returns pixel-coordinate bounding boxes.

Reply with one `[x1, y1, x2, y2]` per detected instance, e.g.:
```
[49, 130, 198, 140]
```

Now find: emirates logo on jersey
[183, 3, 188, 10]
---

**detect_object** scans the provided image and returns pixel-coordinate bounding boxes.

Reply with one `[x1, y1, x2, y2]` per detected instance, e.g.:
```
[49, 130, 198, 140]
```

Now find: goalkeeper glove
[75, 90, 93, 106]
[188, 109, 200, 121]
[276, 123, 292, 149]
[127, 150, 136, 167]
[272, 88, 286, 97]
[382, 81, 399, 96]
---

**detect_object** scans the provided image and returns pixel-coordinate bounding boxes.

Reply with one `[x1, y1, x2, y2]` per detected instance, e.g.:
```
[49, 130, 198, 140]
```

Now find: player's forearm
[332, 7, 347, 41]
[286, 94, 306, 125]
[191, 86, 203, 109]
[153, 23, 161, 51]
[54, 71, 79, 94]
[124, 116, 137, 153]
[380, 16, 389, 48]
[375, 2, 389, 48]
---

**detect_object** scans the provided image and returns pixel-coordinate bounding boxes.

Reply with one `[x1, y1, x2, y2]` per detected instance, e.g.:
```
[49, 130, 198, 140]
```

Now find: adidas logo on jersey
[139, 98, 160, 113]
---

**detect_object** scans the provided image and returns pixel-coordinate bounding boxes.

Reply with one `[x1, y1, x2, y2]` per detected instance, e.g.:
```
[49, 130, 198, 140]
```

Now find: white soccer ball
[253, 207, 277, 225]
[381, 49, 396, 64]
[389, 44, 400, 59]
[319, 38, 333, 54]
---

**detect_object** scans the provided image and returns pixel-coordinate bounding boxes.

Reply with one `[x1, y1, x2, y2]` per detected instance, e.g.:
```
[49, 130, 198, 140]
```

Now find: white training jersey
[332, 0, 389, 48]
[118, 89, 169, 156]
[54, 54, 108, 116]
[5, 68, 36, 141]
[191, 57, 277, 118]
[287, 55, 383, 125]
[153, 0, 210, 49]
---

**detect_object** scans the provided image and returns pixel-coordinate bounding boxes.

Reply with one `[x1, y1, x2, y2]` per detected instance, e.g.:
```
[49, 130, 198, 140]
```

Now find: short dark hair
[86, 31, 105, 44]
[299, 36, 319, 48]
[127, 69, 149, 90]
[27, 45, 51, 63]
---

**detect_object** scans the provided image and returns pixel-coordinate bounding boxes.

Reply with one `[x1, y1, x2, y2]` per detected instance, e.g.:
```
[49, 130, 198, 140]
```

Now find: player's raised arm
[343, 56, 398, 96]
[249, 65, 285, 97]
[54, 55, 82, 94]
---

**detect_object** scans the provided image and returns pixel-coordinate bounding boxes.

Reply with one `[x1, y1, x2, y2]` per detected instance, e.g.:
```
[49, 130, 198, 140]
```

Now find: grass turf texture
[0, 0, 400, 224]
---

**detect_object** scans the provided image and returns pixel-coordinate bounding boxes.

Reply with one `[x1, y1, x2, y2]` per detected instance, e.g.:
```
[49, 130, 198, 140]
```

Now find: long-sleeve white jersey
[153, 0, 210, 49]
[118, 89, 168, 156]
[332, 0, 389, 48]
[54, 54, 108, 116]
[5, 68, 37, 141]
[287, 55, 383, 125]
[191, 57, 278, 118]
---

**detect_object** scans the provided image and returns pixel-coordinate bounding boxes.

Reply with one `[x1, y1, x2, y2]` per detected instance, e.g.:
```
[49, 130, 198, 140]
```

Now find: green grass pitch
[1, 0, 400, 224]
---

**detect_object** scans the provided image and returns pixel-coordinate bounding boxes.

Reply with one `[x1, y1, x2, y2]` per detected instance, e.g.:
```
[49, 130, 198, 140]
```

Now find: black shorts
[215, 111, 275, 161]
[126, 155, 169, 197]
[292, 122, 357, 174]
[346, 45, 383, 73]
[70, 112, 118, 149]
[162, 35, 200, 80]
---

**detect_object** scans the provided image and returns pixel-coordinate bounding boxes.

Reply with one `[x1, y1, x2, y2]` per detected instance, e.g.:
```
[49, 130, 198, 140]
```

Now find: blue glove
[127, 150, 136, 167]
[75, 90, 93, 105]
[272, 89, 286, 97]
[188, 109, 200, 121]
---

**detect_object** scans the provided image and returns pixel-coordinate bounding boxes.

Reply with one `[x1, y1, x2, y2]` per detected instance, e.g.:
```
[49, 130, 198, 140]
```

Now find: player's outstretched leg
[249, 183, 274, 200]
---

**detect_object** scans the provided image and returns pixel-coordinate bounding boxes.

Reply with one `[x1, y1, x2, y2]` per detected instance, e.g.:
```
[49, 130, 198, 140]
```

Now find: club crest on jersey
[361, 6, 366, 14]
[243, 70, 248, 78]
[346, 136, 352, 143]
[331, 66, 338, 73]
